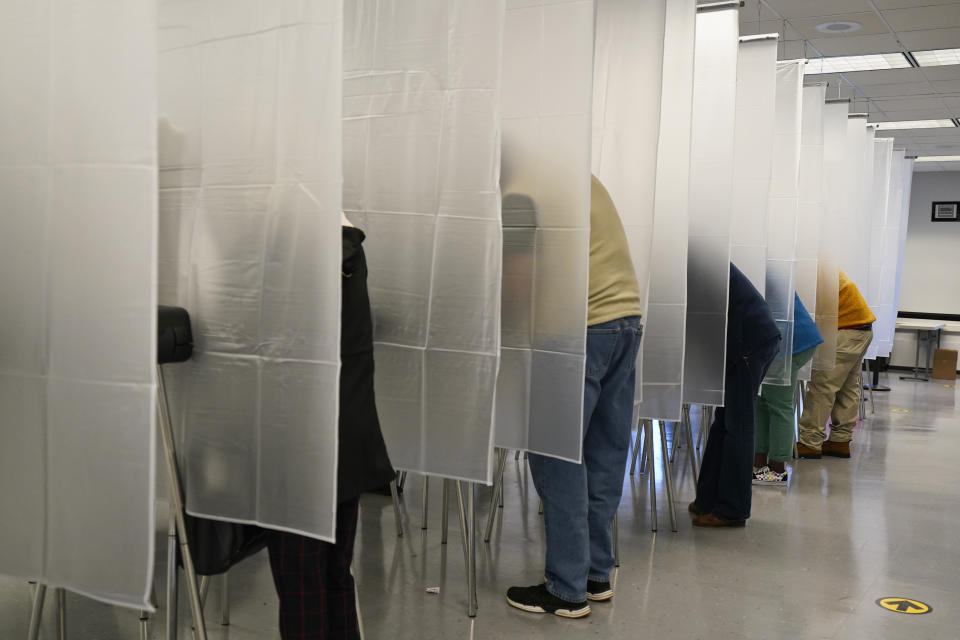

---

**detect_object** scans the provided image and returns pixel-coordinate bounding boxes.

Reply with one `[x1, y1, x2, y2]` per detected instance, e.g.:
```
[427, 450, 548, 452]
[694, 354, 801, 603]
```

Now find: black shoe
[506, 584, 591, 618]
[586, 579, 613, 602]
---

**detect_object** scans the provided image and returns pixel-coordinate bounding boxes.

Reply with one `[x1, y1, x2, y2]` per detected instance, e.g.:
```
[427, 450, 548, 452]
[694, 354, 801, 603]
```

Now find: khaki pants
[798, 329, 872, 449]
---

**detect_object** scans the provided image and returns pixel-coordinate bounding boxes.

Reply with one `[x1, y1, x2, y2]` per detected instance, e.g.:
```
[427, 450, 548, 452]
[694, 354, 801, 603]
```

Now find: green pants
[755, 346, 817, 462]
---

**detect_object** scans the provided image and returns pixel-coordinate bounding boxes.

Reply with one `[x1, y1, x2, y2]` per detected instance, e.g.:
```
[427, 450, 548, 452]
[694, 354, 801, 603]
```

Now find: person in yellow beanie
[796, 270, 875, 459]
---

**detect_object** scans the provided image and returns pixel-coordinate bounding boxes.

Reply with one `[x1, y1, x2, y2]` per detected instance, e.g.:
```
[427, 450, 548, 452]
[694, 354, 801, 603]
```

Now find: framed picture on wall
[931, 202, 960, 221]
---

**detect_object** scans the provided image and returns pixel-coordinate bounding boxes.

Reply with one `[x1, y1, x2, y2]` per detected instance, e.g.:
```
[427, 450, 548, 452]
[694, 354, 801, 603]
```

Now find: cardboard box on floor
[932, 349, 958, 380]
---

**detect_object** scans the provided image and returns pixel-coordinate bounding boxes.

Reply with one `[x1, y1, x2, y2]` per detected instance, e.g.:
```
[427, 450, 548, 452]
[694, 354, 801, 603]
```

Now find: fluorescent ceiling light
[914, 155, 960, 162]
[913, 48, 960, 67]
[872, 120, 956, 130]
[805, 53, 910, 74]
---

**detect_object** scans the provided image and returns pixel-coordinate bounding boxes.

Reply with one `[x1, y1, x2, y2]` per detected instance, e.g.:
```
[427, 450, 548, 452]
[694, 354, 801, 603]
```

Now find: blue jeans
[528, 316, 642, 603]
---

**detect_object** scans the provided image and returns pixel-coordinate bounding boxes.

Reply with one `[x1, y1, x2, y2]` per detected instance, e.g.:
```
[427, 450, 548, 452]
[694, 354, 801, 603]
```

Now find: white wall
[900, 171, 960, 314]
[890, 170, 960, 370]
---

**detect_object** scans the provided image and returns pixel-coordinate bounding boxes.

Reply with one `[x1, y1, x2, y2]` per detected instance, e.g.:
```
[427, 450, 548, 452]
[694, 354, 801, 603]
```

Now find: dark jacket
[727, 263, 781, 364]
[338, 227, 395, 502]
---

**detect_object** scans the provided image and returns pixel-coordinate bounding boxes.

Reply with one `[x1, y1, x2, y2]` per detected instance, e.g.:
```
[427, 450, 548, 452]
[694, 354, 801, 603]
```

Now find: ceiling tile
[805, 33, 901, 56]
[874, 0, 960, 9]
[909, 130, 960, 142]
[932, 79, 960, 93]
[936, 161, 960, 170]
[761, 0, 872, 20]
[841, 68, 930, 85]
[860, 81, 941, 97]
[738, 20, 785, 37]
[879, 108, 958, 119]
[881, 4, 960, 32]
[898, 28, 960, 50]
[788, 12, 890, 39]
[868, 96, 942, 110]
[913, 163, 942, 171]
[738, 0, 781, 23]
[922, 65, 960, 81]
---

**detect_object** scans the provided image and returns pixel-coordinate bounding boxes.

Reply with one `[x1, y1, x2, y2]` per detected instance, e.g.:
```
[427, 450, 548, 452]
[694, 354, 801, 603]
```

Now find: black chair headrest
[158, 306, 193, 364]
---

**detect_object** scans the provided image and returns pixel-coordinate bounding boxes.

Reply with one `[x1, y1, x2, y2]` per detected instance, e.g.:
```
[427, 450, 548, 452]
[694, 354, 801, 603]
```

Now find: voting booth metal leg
[390, 475, 403, 538]
[165, 503, 179, 640]
[441, 480, 450, 544]
[454, 481, 478, 617]
[467, 483, 478, 616]
[157, 366, 208, 640]
[658, 420, 678, 532]
[669, 419, 680, 464]
[219, 573, 230, 626]
[484, 449, 508, 542]
[683, 406, 699, 485]
[26, 583, 45, 640]
[645, 420, 657, 532]
[630, 424, 644, 476]
[56, 588, 65, 640]
[421, 477, 430, 530]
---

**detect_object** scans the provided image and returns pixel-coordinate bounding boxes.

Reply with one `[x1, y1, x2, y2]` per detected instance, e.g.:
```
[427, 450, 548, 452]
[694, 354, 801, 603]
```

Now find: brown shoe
[688, 501, 703, 516]
[822, 440, 851, 458]
[692, 513, 745, 528]
[796, 443, 821, 459]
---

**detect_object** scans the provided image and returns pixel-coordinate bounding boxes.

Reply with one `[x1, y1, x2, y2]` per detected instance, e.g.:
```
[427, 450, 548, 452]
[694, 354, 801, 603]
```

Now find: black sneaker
[506, 584, 591, 618]
[586, 579, 613, 601]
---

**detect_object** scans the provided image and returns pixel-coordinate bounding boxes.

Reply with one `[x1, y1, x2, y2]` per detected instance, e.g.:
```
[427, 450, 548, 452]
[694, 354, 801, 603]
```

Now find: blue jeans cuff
[588, 573, 608, 583]
[545, 580, 585, 604]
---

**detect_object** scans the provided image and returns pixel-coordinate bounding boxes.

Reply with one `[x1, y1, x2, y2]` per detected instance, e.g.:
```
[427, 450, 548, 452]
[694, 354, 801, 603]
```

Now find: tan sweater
[588, 175, 643, 326]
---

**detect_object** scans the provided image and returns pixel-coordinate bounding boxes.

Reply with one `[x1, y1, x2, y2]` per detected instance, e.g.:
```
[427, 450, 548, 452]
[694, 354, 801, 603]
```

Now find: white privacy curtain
[839, 117, 876, 289]
[592, 0, 667, 410]
[816, 101, 849, 371]
[876, 147, 906, 357]
[0, 1, 157, 609]
[345, 0, 504, 481]
[763, 60, 803, 386]
[865, 138, 894, 360]
[889, 155, 916, 350]
[797, 85, 826, 379]
[496, 0, 591, 462]
[636, 0, 696, 422]
[683, 5, 739, 407]
[158, 1, 342, 540]
[729, 36, 777, 292]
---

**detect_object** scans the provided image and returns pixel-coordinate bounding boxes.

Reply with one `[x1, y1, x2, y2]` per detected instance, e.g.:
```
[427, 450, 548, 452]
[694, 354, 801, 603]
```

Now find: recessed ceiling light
[805, 53, 911, 74]
[912, 48, 960, 67]
[914, 155, 960, 162]
[872, 120, 956, 130]
[814, 21, 862, 34]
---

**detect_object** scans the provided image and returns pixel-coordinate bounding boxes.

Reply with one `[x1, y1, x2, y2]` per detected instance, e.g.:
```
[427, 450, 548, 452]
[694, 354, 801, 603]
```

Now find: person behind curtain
[266, 224, 395, 640]
[506, 175, 643, 618]
[690, 263, 780, 527]
[753, 293, 823, 486]
[796, 270, 875, 460]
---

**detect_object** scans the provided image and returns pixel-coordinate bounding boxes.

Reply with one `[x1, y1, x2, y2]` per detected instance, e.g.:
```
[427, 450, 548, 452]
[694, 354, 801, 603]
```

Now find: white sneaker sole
[752, 479, 788, 487]
[586, 589, 613, 602]
[506, 597, 591, 618]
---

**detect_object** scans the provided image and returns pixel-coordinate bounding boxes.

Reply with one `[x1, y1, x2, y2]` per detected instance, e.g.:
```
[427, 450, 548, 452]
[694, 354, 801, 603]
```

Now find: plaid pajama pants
[267, 498, 361, 640]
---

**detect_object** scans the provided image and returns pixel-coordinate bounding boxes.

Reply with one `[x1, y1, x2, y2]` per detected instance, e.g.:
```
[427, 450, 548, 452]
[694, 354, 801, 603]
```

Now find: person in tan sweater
[507, 176, 643, 618]
[796, 270, 876, 459]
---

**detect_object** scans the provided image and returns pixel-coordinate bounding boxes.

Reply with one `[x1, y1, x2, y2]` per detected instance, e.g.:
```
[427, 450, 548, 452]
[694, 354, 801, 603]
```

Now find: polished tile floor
[3, 374, 959, 639]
